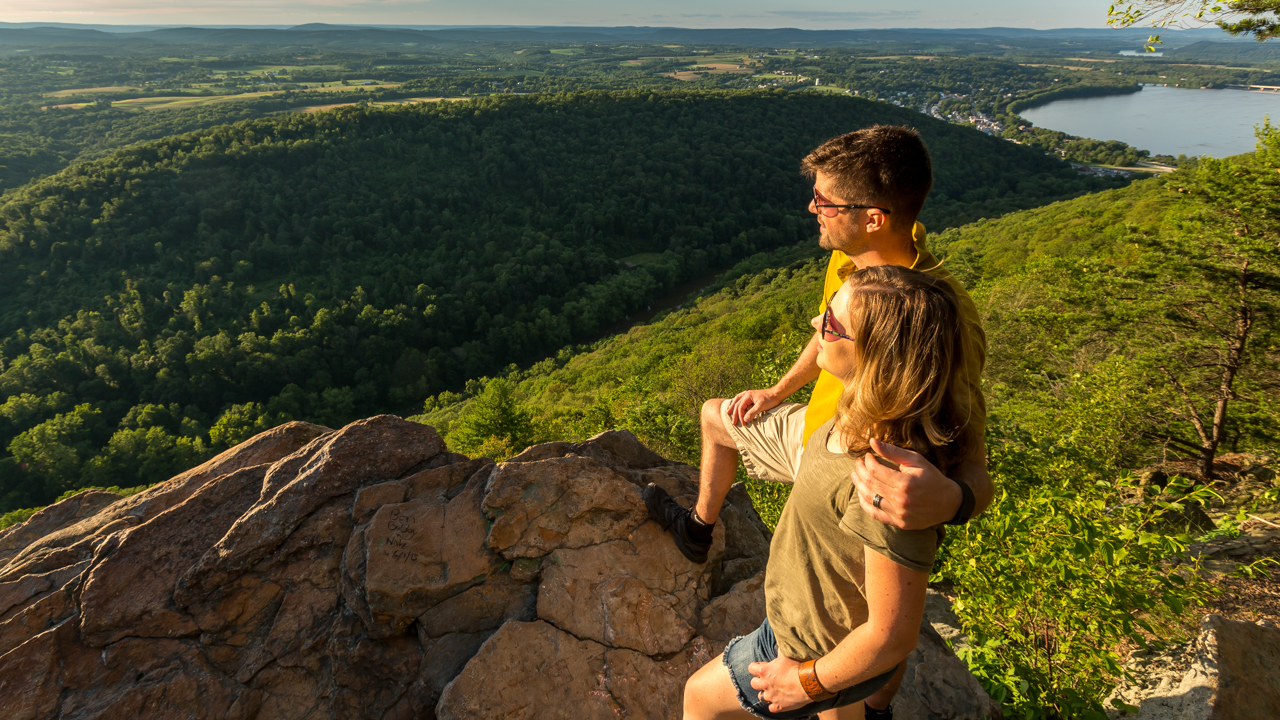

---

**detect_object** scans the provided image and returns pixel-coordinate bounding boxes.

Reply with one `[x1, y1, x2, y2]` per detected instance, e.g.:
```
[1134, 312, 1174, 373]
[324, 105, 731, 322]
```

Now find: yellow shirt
[802, 222, 988, 449]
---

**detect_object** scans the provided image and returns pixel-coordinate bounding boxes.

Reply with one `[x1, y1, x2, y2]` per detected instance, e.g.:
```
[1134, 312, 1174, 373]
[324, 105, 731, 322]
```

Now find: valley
[0, 23, 1277, 719]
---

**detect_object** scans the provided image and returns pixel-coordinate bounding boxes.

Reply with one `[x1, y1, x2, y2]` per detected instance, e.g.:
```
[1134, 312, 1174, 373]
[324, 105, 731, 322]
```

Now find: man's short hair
[801, 125, 933, 230]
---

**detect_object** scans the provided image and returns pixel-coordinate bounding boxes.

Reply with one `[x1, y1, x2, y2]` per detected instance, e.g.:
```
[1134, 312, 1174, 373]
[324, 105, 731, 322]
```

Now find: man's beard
[818, 221, 870, 255]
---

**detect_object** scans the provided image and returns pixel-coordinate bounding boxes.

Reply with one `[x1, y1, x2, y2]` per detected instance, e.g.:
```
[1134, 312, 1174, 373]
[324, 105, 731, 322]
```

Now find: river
[1020, 84, 1280, 158]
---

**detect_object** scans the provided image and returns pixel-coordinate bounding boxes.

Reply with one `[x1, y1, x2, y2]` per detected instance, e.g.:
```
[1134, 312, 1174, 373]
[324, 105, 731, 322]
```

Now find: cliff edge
[0, 415, 996, 719]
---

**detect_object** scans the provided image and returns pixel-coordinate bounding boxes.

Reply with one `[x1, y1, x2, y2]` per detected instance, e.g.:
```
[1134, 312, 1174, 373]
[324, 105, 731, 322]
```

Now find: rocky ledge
[0, 415, 998, 719]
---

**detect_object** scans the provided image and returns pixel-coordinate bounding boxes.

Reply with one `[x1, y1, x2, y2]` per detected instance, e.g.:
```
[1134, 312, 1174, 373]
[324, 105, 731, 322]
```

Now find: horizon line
[0, 22, 1219, 32]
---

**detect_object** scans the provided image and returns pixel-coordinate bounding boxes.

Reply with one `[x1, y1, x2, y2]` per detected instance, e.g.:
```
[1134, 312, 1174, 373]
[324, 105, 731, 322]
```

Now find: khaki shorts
[719, 400, 809, 484]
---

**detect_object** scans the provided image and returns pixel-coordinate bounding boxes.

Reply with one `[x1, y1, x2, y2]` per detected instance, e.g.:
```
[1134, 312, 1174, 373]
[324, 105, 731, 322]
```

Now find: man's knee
[700, 399, 734, 445]
[701, 398, 727, 426]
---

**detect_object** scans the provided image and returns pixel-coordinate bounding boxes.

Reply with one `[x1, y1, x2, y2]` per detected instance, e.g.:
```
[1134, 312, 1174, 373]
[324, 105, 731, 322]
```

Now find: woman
[683, 264, 976, 720]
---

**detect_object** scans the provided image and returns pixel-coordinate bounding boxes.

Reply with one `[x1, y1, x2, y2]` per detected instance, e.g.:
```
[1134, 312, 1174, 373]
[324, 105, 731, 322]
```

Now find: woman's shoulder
[838, 490, 942, 575]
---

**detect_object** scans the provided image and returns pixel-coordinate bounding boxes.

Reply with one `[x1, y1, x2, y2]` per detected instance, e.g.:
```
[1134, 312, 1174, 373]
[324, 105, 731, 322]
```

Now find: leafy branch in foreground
[1108, 0, 1280, 45]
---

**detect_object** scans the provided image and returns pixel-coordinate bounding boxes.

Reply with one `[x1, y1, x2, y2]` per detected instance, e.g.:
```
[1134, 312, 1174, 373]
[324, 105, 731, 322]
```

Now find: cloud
[764, 9, 922, 21]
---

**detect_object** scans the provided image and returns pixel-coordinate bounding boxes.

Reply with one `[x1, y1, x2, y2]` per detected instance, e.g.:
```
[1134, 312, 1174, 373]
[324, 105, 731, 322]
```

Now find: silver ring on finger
[873, 494, 883, 509]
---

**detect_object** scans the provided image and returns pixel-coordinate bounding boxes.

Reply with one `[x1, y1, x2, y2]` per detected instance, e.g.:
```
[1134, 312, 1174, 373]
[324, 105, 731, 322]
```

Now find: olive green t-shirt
[764, 418, 942, 662]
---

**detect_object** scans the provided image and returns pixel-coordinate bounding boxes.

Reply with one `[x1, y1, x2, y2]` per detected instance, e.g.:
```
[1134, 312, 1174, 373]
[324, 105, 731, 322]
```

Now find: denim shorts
[722, 618, 894, 720]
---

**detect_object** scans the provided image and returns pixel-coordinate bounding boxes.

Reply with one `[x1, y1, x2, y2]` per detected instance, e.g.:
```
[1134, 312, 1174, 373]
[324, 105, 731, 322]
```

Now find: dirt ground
[1199, 512, 1280, 625]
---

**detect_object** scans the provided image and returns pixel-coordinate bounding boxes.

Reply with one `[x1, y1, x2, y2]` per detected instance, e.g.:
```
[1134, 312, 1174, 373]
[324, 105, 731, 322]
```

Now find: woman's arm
[747, 548, 929, 714]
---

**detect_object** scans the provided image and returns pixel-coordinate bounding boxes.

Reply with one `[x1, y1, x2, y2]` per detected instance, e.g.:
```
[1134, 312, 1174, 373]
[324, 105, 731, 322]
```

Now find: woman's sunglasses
[821, 290, 854, 342]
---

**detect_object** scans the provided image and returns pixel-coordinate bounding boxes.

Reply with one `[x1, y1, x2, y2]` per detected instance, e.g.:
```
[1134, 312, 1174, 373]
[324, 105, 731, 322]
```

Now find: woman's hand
[747, 655, 811, 713]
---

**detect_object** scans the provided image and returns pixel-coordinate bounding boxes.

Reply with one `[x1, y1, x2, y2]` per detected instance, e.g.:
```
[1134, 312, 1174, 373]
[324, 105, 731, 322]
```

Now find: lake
[1020, 84, 1280, 157]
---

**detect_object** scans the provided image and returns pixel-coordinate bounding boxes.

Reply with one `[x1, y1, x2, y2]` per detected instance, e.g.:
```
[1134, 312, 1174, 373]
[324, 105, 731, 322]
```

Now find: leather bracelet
[797, 659, 835, 701]
[945, 477, 976, 526]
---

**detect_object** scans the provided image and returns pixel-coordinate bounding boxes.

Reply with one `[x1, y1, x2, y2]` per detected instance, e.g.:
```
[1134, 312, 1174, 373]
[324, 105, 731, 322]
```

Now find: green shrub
[0, 482, 150, 531]
[446, 378, 540, 460]
[0, 506, 38, 531]
[54, 484, 151, 503]
[940, 426, 1217, 719]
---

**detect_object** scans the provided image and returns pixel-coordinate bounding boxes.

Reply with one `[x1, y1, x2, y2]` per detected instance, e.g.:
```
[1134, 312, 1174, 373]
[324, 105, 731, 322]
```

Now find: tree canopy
[0, 88, 1120, 513]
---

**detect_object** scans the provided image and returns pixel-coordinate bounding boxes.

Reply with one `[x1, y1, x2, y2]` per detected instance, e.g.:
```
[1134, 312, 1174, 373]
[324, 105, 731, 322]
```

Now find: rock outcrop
[1106, 614, 1280, 720]
[0, 416, 997, 719]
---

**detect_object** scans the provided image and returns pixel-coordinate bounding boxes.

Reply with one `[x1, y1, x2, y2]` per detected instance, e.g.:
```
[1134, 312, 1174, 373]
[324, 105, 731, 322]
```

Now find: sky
[4, 0, 1118, 30]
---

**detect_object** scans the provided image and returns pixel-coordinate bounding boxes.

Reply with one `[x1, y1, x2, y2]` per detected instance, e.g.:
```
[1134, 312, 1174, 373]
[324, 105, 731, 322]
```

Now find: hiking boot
[642, 483, 713, 564]
[865, 703, 893, 720]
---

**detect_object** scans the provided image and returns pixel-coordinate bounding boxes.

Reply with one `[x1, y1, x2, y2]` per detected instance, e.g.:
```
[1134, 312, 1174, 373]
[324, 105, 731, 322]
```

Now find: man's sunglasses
[812, 187, 892, 219]
[821, 290, 854, 342]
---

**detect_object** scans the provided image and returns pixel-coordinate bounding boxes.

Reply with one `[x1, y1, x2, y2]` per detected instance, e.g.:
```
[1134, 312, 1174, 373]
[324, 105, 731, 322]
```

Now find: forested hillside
[0, 100, 302, 193]
[0, 89, 1122, 511]
[430, 149, 1277, 477]
[417, 131, 1280, 717]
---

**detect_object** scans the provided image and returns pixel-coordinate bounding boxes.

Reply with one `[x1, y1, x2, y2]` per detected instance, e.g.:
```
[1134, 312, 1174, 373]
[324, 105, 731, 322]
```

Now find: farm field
[689, 64, 753, 74]
[47, 82, 402, 110]
[223, 64, 345, 72]
[299, 96, 466, 112]
[461, 69, 545, 76]
[667, 56, 756, 81]
[49, 85, 143, 97]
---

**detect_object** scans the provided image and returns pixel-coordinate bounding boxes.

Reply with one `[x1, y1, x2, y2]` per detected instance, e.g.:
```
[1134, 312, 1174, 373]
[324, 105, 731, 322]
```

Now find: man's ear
[864, 208, 890, 233]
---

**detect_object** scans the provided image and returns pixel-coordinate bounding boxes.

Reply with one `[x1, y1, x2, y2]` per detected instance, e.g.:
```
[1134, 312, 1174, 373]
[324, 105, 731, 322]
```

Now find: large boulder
[1106, 614, 1280, 720]
[0, 421, 330, 585]
[895, 618, 1002, 720]
[0, 420, 995, 720]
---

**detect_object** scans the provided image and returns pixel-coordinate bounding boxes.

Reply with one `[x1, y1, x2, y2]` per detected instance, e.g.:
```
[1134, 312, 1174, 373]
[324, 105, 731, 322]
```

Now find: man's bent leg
[644, 398, 738, 563]
[647, 399, 806, 563]
[696, 397, 741, 525]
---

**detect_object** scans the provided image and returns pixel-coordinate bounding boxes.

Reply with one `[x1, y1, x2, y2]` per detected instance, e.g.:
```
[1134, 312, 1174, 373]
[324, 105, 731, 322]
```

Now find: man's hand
[748, 654, 810, 714]
[853, 438, 964, 530]
[726, 388, 781, 426]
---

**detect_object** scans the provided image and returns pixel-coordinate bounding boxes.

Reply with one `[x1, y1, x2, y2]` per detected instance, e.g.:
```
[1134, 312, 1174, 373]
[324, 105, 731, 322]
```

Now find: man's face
[809, 171, 869, 255]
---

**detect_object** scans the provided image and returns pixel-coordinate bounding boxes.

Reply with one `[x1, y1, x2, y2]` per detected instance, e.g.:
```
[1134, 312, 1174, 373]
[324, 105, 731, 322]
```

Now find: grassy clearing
[464, 69, 545, 76]
[550, 48, 584, 55]
[223, 64, 344, 73]
[689, 53, 753, 64]
[685, 64, 754, 75]
[51, 83, 402, 111]
[49, 85, 143, 97]
[110, 92, 284, 110]
[299, 96, 465, 113]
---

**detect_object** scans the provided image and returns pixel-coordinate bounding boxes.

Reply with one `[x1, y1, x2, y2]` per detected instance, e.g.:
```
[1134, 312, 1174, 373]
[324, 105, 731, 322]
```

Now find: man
[644, 125, 992, 720]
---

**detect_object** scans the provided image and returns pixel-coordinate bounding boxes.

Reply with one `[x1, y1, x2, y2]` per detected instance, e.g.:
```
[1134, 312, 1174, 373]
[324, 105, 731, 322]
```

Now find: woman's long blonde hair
[832, 265, 974, 473]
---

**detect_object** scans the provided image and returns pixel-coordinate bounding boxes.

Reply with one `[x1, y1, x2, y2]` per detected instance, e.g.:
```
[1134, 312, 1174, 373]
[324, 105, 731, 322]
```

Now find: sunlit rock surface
[0, 418, 996, 719]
